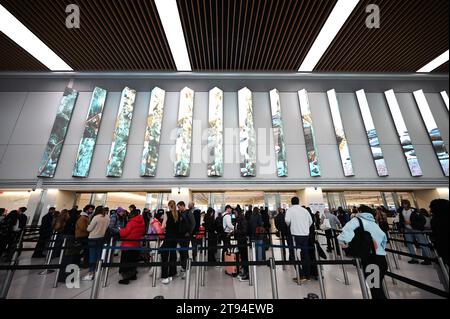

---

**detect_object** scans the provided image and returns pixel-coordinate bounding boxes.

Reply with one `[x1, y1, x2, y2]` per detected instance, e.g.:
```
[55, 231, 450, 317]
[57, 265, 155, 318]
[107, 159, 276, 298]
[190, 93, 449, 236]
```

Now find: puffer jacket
[119, 215, 145, 248]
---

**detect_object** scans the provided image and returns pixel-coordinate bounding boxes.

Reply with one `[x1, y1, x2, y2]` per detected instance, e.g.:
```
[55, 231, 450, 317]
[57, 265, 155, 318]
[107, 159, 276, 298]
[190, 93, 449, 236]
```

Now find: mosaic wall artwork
[413, 90, 449, 176]
[38, 87, 79, 178]
[238, 87, 257, 177]
[269, 89, 288, 177]
[72, 87, 107, 178]
[141, 87, 166, 177]
[207, 87, 224, 177]
[384, 90, 423, 177]
[327, 89, 355, 177]
[106, 87, 137, 177]
[355, 90, 389, 177]
[298, 89, 321, 177]
[174, 87, 195, 177]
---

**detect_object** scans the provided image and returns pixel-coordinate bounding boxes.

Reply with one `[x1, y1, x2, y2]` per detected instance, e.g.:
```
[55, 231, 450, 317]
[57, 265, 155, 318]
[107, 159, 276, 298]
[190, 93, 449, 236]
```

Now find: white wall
[0, 75, 448, 190]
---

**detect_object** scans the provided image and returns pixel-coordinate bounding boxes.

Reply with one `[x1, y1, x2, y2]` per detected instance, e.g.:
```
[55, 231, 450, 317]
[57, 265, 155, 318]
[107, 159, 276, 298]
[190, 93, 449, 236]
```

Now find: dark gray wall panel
[0, 92, 27, 144]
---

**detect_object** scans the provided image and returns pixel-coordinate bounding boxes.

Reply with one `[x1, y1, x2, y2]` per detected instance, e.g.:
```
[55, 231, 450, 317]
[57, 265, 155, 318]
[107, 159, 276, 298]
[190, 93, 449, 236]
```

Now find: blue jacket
[337, 213, 387, 256]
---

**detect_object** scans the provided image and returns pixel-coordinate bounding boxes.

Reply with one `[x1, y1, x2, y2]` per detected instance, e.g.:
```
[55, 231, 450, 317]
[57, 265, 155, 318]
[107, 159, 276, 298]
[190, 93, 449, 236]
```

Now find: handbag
[320, 218, 331, 231]
[150, 218, 165, 239]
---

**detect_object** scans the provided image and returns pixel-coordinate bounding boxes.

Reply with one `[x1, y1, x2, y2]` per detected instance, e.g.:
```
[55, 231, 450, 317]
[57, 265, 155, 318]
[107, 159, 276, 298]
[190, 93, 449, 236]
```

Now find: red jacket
[119, 215, 145, 248]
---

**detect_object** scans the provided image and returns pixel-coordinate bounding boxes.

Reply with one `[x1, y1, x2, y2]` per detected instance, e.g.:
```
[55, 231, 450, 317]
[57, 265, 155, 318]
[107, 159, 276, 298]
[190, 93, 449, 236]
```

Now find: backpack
[347, 217, 376, 261]
[214, 215, 225, 235]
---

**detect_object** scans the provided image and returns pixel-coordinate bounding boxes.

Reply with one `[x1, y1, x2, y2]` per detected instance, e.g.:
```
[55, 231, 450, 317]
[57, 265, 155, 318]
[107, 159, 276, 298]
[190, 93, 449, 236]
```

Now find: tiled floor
[0, 236, 446, 299]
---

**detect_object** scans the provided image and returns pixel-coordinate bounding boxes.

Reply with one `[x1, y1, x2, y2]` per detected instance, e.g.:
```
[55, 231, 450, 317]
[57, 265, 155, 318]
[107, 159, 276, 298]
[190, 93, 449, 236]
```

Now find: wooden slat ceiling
[0, 31, 47, 71]
[0, 0, 176, 71]
[177, 0, 337, 70]
[315, 0, 449, 73]
[0, 0, 448, 73]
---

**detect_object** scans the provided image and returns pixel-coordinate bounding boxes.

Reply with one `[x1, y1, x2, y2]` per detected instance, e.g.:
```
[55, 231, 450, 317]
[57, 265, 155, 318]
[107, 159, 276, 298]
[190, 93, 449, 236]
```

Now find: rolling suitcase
[224, 251, 238, 277]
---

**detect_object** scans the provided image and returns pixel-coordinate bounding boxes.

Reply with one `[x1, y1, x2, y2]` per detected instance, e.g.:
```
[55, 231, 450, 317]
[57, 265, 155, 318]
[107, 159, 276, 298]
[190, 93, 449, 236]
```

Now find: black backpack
[178, 211, 192, 235]
[347, 217, 376, 261]
[214, 215, 225, 235]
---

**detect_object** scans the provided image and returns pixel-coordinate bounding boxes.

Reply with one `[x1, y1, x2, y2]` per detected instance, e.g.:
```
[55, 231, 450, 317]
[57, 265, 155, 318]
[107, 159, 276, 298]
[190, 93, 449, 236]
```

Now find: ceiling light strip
[0, 4, 73, 71]
[298, 0, 360, 72]
[417, 50, 449, 73]
[154, 0, 192, 71]
[440, 91, 449, 111]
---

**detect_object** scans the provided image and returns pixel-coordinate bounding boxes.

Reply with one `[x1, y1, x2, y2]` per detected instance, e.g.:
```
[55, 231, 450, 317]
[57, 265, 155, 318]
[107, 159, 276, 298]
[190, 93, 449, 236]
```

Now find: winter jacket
[397, 207, 426, 231]
[120, 215, 145, 248]
[235, 215, 248, 239]
[75, 213, 89, 239]
[39, 212, 54, 238]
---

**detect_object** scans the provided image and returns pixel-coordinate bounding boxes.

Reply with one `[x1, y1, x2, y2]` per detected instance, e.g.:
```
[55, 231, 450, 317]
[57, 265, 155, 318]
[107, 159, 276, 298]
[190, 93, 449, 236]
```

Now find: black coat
[39, 213, 54, 238]
[397, 207, 426, 231]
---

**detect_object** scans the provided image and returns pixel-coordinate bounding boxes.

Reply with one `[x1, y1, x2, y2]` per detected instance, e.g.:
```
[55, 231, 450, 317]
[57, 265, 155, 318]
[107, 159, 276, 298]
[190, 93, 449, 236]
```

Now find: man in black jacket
[397, 200, 431, 265]
[274, 208, 295, 261]
[188, 202, 201, 260]
[32, 207, 56, 258]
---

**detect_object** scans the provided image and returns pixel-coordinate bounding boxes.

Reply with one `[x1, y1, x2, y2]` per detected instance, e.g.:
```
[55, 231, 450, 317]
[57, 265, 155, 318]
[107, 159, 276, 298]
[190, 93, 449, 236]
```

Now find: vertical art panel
[174, 87, 195, 177]
[327, 89, 354, 177]
[441, 91, 449, 111]
[413, 90, 449, 176]
[298, 89, 321, 177]
[238, 87, 257, 177]
[72, 87, 107, 177]
[140, 87, 166, 177]
[207, 87, 224, 177]
[384, 90, 422, 177]
[355, 90, 389, 176]
[38, 87, 78, 178]
[106, 87, 136, 177]
[269, 89, 288, 177]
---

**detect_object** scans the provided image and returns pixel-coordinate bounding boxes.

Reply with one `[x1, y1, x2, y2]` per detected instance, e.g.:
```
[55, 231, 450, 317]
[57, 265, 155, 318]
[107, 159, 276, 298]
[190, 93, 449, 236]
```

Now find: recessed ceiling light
[417, 50, 449, 73]
[0, 4, 73, 71]
[155, 0, 192, 72]
[298, 0, 360, 72]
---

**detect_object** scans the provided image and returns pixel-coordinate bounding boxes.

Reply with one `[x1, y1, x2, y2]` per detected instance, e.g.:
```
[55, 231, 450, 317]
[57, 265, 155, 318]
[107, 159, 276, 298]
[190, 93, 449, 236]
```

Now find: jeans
[280, 232, 295, 261]
[238, 238, 249, 276]
[404, 229, 431, 260]
[293, 235, 311, 277]
[255, 240, 265, 261]
[88, 238, 104, 273]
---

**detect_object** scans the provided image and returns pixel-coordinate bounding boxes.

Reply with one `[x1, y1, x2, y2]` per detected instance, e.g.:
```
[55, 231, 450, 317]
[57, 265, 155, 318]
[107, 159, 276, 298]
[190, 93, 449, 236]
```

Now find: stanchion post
[40, 232, 57, 275]
[248, 238, 254, 287]
[0, 229, 25, 299]
[355, 258, 370, 299]
[437, 257, 449, 292]
[382, 279, 390, 299]
[102, 237, 114, 288]
[201, 237, 206, 287]
[90, 244, 107, 299]
[385, 253, 397, 286]
[314, 238, 326, 299]
[269, 233, 275, 259]
[252, 241, 258, 299]
[387, 236, 400, 270]
[152, 238, 161, 287]
[53, 237, 67, 288]
[334, 231, 349, 286]
[269, 258, 279, 299]
[194, 245, 201, 299]
[183, 258, 192, 299]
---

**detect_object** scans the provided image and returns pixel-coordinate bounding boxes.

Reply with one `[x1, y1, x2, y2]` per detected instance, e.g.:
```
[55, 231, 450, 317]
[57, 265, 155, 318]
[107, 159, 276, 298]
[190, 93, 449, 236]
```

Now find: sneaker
[161, 278, 171, 285]
[181, 273, 186, 280]
[239, 275, 249, 282]
[119, 279, 130, 285]
[408, 259, 419, 264]
[421, 260, 432, 265]
[180, 268, 186, 273]
[82, 273, 94, 281]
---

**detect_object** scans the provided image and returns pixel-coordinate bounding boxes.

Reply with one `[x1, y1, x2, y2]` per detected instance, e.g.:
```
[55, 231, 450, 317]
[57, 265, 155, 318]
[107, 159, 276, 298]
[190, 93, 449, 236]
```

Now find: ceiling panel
[177, 0, 337, 71]
[0, 31, 47, 71]
[432, 61, 449, 74]
[0, 0, 176, 71]
[315, 0, 449, 73]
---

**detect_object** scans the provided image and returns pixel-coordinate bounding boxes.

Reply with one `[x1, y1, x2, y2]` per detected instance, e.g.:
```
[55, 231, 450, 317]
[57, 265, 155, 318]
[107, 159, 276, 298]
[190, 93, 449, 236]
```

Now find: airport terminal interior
[0, 0, 449, 300]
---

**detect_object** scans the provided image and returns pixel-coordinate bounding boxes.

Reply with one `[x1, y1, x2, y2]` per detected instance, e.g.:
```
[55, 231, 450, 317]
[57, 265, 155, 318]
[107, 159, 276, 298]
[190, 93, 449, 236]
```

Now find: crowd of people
[0, 196, 448, 299]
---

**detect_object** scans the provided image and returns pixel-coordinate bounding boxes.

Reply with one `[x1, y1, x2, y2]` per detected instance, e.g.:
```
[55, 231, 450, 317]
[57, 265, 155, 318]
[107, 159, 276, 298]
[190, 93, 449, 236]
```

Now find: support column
[413, 189, 448, 209]
[171, 188, 192, 204]
[297, 187, 326, 214]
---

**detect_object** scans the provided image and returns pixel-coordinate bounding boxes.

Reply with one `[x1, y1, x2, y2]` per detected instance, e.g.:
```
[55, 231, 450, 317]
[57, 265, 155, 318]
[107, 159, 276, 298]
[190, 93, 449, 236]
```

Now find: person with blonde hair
[160, 200, 179, 284]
